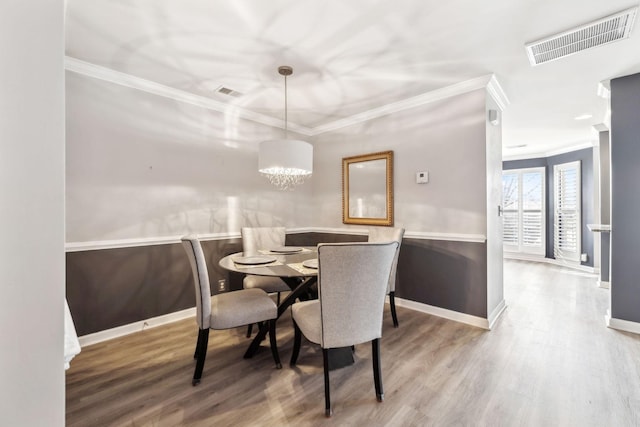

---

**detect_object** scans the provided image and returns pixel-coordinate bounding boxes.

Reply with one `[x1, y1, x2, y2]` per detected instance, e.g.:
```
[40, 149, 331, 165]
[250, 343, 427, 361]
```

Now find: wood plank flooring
[66, 260, 640, 426]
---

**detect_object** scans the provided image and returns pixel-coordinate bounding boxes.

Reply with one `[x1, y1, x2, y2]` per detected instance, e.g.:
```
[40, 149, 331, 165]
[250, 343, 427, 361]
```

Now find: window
[502, 167, 545, 255]
[553, 161, 581, 262]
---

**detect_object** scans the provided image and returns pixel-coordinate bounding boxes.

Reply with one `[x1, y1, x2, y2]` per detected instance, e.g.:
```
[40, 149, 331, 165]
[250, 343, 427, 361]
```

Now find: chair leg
[276, 292, 281, 305]
[246, 323, 253, 338]
[323, 348, 332, 417]
[193, 329, 209, 386]
[194, 328, 205, 359]
[290, 321, 302, 366]
[268, 319, 282, 369]
[372, 338, 384, 402]
[389, 292, 399, 328]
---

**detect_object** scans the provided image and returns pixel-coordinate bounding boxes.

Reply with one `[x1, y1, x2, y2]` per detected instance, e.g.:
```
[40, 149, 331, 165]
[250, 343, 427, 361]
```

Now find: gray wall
[610, 72, 640, 323]
[0, 1, 65, 425]
[67, 232, 488, 335]
[503, 147, 595, 267]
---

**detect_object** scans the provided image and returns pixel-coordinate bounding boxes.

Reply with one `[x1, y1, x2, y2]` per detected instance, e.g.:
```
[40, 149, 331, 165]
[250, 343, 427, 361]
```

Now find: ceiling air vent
[215, 86, 243, 97]
[525, 7, 638, 66]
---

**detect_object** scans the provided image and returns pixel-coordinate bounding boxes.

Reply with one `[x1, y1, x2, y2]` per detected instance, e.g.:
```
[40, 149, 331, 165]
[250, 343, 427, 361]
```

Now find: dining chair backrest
[181, 236, 212, 330]
[367, 227, 405, 293]
[317, 242, 398, 349]
[241, 227, 286, 255]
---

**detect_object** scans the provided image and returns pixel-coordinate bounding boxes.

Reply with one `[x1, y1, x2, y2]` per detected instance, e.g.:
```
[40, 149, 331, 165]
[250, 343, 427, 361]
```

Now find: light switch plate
[416, 171, 429, 184]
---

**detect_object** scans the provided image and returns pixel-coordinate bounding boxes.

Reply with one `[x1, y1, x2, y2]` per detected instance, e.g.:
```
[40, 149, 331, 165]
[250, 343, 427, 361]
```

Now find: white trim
[605, 310, 640, 335]
[65, 56, 313, 136]
[311, 75, 499, 135]
[598, 280, 610, 289]
[393, 297, 492, 330]
[66, 228, 487, 251]
[65, 232, 242, 252]
[486, 75, 510, 112]
[78, 307, 196, 347]
[65, 56, 508, 138]
[487, 299, 507, 329]
[504, 252, 597, 274]
[503, 141, 596, 161]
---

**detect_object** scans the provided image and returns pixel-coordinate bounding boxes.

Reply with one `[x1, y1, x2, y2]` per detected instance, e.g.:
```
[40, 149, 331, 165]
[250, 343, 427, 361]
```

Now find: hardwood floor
[66, 260, 640, 426]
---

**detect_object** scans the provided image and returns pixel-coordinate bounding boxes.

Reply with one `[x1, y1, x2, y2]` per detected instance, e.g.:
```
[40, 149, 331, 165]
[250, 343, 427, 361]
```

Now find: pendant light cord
[284, 73, 288, 137]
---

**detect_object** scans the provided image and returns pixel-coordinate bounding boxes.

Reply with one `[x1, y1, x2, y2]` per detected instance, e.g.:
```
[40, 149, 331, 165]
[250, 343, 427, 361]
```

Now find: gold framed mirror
[342, 150, 393, 226]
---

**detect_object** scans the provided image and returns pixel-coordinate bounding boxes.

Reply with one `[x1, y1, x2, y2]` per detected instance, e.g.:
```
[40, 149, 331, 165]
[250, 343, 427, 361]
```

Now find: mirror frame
[342, 150, 394, 226]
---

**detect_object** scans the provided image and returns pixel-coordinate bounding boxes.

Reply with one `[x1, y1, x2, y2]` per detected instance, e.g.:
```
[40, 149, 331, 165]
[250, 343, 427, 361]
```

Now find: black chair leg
[194, 328, 205, 359]
[246, 323, 253, 338]
[372, 338, 384, 401]
[193, 329, 209, 386]
[290, 321, 302, 366]
[389, 292, 399, 328]
[268, 319, 282, 369]
[323, 348, 332, 417]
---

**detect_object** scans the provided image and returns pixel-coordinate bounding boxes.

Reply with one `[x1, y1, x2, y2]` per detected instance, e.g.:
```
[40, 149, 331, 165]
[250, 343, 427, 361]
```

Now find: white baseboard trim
[605, 310, 640, 335]
[394, 297, 491, 330]
[504, 253, 596, 275]
[78, 307, 196, 347]
[598, 280, 610, 289]
[487, 299, 507, 330]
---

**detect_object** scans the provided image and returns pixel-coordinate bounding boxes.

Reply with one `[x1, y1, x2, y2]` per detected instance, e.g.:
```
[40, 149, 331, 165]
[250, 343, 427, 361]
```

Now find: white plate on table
[302, 258, 318, 269]
[233, 256, 277, 265]
[270, 246, 303, 254]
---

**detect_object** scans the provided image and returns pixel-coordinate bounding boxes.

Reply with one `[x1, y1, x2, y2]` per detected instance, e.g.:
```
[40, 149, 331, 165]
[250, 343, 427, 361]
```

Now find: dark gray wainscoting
[398, 238, 487, 318]
[67, 232, 487, 336]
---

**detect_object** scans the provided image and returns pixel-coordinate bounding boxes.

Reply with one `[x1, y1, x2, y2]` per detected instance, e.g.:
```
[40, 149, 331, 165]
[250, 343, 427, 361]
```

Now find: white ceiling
[65, 0, 640, 158]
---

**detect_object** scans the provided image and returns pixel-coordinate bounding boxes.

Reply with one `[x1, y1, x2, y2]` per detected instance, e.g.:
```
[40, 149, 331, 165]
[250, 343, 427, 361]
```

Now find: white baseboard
[598, 280, 610, 289]
[605, 310, 640, 335]
[504, 253, 596, 274]
[487, 299, 507, 330]
[393, 297, 493, 330]
[78, 307, 196, 347]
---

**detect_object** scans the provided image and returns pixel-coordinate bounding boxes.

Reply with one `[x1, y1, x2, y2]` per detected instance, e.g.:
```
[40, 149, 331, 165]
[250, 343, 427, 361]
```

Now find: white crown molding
[65, 228, 486, 251]
[64, 56, 314, 136]
[66, 56, 509, 138]
[310, 74, 498, 135]
[503, 140, 596, 161]
[486, 75, 510, 111]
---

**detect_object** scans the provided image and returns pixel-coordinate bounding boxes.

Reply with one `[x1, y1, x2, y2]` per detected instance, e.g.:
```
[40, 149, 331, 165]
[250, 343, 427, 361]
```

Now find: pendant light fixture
[258, 66, 313, 190]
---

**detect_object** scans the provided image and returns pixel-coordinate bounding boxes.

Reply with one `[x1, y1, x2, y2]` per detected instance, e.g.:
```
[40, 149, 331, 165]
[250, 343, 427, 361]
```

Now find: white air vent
[215, 86, 243, 97]
[525, 7, 638, 66]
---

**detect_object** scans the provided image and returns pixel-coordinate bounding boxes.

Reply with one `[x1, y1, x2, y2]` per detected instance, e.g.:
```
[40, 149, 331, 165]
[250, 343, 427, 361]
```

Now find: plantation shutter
[502, 168, 545, 255]
[554, 161, 581, 262]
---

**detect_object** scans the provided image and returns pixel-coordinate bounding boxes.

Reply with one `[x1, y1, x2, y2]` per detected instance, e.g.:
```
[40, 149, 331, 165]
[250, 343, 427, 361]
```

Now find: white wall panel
[0, 1, 65, 425]
[66, 73, 313, 242]
[312, 90, 488, 235]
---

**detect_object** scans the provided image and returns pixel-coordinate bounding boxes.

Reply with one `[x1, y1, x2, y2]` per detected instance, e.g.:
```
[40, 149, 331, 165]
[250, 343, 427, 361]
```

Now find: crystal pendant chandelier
[258, 66, 313, 190]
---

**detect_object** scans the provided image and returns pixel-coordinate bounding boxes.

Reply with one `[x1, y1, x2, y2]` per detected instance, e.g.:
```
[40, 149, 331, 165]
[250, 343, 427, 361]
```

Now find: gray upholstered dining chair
[289, 241, 399, 417]
[368, 227, 405, 327]
[181, 236, 282, 386]
[241, 227, 291, 336]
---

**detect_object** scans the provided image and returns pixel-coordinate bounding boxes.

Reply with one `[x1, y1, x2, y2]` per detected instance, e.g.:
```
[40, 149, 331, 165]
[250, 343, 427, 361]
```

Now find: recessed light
[574, 114, 592, 120]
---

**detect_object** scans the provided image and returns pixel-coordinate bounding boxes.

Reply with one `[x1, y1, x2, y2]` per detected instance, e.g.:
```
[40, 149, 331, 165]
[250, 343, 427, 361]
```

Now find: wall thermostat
[416, 171, 429, 184]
